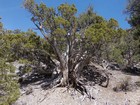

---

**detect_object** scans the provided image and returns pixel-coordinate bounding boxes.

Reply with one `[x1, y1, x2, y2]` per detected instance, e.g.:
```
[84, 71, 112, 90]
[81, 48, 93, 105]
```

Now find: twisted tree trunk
[61, 66, 69, 86]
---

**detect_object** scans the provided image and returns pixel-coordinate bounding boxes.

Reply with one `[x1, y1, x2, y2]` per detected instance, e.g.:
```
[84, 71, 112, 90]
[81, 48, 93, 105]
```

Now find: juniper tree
[23, 0, 128, 98]
[23, 0, 100, 98]
[0, 29, 20, 105]
[125, 0, 140, 65]
[126, 0, 140, 36]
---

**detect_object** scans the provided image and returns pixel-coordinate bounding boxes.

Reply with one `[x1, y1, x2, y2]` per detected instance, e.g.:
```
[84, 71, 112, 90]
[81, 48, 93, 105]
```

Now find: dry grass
[113, 77, 137, 92]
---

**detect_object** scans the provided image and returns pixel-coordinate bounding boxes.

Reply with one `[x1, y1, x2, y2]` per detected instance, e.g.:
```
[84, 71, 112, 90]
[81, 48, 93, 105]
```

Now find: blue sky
[0, 0, 130, 35]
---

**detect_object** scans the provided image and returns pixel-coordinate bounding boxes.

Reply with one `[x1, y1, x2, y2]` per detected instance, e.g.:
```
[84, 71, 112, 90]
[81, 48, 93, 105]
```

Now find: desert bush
[0, 58, 20, 105]
[113, 77, 137, 92]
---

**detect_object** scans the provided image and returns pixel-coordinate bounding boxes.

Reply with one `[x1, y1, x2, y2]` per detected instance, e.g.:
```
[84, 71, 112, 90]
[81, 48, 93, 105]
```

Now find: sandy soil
[13, 64, 140, 105]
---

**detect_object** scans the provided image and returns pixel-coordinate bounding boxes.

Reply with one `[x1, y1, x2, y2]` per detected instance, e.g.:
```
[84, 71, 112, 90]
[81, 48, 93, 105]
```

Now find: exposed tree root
[74, 80, 95, 99]
[19, 63, 109, 100]
[40, 71, 95, 99]
[41, 72, 62, 89]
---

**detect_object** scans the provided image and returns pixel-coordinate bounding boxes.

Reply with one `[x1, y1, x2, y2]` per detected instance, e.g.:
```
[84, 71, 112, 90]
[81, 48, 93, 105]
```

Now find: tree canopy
[126, 0, 140, 38]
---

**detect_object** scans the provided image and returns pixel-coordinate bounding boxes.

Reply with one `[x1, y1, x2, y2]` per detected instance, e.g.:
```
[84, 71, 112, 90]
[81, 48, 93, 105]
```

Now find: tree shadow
[80, 65, 109, 87]
[18, 64, 110, 92]
[17, 63, 58, 88]
[122, 66, 140, 76]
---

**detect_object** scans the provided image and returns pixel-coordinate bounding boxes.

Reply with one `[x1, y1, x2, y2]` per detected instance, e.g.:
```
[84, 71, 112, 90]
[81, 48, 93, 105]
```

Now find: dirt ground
[14, 65, 140, 105]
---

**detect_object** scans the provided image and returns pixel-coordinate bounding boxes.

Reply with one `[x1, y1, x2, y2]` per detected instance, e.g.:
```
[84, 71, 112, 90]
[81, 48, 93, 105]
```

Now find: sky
[0, 0, 130, 35]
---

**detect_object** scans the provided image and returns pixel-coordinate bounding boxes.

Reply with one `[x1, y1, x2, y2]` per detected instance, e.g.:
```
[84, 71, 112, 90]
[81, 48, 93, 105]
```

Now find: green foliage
[126, 0, 140, 61]
[121, 30, 140, 65]
[126, 0, 140, 39]
[85, 18, 120, 43]
[126, 0, 140, 27]
[24, 0, 139, 68]
[109, 47, 125, 64]
[85, 18, 122, 62]
[85, 22, 107, 43]
[78, 6, 103, 29]
[18, 58, 31, 64]
[0, 29, 49, 62]
[58, 3, 77, 20]
[0, 28, 51, 104]
[0, 58, 20, 105]
[107, 18, 119, 29]
[0, 25, 21, 104]
[84, 14, 139, 67]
